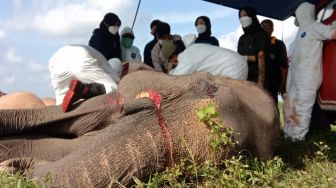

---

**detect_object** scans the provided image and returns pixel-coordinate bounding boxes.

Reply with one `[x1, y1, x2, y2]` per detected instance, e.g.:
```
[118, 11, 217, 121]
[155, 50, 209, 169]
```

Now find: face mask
[239, 16, 252, 28]
[108, 26, 119, 35]
[196, 24, 206, 34]
[121, 37, 134, 49]
[294, 17, 299, 27]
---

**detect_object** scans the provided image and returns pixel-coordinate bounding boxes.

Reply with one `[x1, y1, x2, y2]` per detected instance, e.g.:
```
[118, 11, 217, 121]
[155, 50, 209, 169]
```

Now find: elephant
[41, 97, 56, 106]
[0, 92, 56, 110]
[0, 92, 47, 109]
[0, 71, 279, 187]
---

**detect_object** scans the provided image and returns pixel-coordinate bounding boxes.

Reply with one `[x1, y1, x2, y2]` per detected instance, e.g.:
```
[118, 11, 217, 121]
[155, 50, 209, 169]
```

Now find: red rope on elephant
[148, 90, 173, 169]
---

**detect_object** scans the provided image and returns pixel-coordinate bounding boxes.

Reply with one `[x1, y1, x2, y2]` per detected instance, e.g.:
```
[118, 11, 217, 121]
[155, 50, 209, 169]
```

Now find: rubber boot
[62, 80, 106, 112]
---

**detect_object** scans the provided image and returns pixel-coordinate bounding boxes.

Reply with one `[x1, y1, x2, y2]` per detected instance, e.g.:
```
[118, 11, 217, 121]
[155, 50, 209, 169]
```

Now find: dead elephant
[0, 71, 279, 187]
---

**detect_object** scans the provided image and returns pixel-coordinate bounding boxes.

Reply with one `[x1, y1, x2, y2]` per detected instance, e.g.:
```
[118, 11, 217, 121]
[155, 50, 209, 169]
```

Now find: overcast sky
[0, 0, 299, 98]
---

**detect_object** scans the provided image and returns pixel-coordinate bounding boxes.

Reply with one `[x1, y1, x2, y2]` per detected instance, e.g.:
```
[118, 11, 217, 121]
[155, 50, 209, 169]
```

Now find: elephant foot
[0, 157, 48, 175]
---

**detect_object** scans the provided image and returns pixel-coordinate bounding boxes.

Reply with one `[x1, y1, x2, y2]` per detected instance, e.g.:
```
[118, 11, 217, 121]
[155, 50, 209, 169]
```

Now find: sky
[0, 0, 299, 98]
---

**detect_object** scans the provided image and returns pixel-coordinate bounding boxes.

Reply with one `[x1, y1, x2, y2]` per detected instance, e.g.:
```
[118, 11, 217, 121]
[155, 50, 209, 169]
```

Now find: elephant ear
[0, 157, 48, 175]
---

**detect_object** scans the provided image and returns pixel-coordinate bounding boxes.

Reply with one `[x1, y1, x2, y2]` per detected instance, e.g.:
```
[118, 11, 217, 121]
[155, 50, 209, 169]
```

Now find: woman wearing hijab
[89, 12, 122, 61]
[237, 7, 270, 88]
[194, 16, 219, 46]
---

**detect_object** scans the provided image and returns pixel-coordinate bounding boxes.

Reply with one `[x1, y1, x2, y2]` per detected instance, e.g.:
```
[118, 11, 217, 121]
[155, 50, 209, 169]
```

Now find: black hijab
[99, 12, 121, 29]
[195, 16, 212, 37]
[238, 7, 263, 34]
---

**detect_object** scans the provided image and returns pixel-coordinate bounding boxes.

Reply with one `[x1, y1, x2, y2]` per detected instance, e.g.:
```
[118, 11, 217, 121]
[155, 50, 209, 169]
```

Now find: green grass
[1, 103, 336, 187]
[135, 103, 336, 187]
[133, 130, 336, 188]
[0, 173, 39, 188]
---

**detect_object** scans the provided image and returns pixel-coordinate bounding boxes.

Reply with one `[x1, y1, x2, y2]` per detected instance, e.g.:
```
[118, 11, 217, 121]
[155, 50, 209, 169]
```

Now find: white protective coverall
[170, 44, 248, 80]
[183, 34, 197, 48]
[283, 2, 336, 140]
[48, 44, 121, 105]
[120, 27, 142, 62]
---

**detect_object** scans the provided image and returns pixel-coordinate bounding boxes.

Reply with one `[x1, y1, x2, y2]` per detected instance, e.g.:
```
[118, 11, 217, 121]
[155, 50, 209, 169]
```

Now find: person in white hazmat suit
[48, 44, 122, 107]
[283, 2, 336, 141]
[160, 37, 248, 80]
[120, 26, 142, 62]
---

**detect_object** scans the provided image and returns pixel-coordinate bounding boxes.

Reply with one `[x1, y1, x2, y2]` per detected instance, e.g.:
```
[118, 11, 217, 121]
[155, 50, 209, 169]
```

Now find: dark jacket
[238, 30, 270, 82]
[89, 13, 122, 61]
[143, 38, 157, 68]
[194, 35, 219, 46]
[266, 37, 288, 82]
[264, 37, 288, 103]
[89, 28, 121, 61]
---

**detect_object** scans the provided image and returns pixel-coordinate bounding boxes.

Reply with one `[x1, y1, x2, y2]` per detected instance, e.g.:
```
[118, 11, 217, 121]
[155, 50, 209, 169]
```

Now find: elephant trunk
[0, 97, 120, 137]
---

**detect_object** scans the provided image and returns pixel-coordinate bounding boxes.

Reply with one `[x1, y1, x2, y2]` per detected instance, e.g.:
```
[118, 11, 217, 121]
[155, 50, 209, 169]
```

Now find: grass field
[1, 103, 336, 187]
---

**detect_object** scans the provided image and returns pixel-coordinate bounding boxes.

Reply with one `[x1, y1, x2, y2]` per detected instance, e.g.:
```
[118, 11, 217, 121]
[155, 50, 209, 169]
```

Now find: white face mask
[239, 16, 252, 28]
[108, 26, 119, 35]
[196, 24, 206, 34]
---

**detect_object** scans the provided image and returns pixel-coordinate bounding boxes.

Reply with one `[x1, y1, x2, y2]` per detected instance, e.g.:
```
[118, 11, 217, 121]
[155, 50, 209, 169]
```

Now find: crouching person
[48, 44, 122, 112]
[159, 37, 248, 80]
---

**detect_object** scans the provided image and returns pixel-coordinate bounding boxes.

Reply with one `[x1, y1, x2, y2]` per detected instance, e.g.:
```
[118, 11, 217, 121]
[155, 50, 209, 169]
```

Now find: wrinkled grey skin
[118, 71, 279, 157]
[0, 71, 279, 187]
[0, 94, 122, 162]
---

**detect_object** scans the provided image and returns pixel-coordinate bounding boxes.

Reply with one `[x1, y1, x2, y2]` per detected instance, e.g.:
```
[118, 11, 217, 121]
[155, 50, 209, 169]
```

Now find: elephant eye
[207, 85, 218, 98]
[194, 78, 218, 98]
